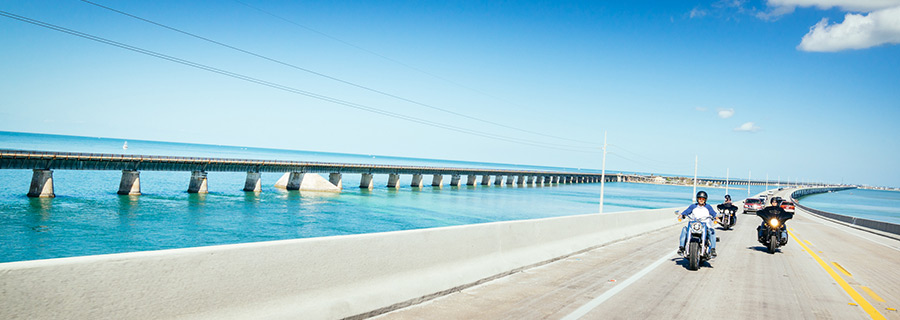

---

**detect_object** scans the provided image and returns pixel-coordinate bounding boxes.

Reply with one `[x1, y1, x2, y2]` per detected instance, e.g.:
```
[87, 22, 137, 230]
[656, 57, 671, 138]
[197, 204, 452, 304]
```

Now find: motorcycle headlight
[691, 223, 702, 232]
[769, 218, 779, 228]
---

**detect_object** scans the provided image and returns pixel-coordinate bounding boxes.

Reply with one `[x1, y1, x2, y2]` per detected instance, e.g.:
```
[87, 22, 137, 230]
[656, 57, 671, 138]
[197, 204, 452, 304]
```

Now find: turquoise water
[797, 189, 900, 224]
[1, 131, 764, 263]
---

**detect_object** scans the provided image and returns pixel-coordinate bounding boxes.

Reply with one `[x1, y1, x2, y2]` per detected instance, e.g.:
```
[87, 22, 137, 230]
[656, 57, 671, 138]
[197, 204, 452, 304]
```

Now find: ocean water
[796, 188, 900, 224]
[0, 131, 764, 263]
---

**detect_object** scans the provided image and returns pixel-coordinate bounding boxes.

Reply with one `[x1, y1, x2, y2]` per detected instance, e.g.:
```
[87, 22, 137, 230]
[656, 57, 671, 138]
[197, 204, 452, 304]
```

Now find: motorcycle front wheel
[689, 242, 700, 270]
[768, 234, 777, 254]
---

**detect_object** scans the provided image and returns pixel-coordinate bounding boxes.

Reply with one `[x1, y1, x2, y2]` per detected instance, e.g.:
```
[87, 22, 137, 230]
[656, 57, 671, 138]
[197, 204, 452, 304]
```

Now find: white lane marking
[561, 250, 674, 320]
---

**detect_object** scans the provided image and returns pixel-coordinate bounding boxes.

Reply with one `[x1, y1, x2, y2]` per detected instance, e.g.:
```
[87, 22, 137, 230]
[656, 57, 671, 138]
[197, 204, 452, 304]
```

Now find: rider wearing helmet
[678, 191, 718, 257]
[756, 196, 793, 244]
[717, 194, 738, 224]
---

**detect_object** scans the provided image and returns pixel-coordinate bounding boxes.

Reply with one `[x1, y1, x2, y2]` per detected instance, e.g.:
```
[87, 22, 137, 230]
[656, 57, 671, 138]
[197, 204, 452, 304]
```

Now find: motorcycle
[716, 203, 737, 230]
[681, 217, 717, 270]
[758, 216, 789, 254]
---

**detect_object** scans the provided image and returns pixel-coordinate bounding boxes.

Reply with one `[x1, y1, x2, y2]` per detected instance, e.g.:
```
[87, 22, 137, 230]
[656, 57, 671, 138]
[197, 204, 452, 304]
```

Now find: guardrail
[791, 187, 900, 236]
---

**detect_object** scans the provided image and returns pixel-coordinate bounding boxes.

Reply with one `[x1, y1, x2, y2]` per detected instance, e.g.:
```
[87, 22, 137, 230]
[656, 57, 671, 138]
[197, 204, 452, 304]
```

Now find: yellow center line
[789, 230, 885, 320]
[861, 286, 887, 303]
[833, 262, 853, 277]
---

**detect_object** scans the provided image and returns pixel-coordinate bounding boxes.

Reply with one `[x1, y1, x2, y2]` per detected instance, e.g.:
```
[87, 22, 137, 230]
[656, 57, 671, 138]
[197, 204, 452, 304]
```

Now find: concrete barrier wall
[791, 187, 900, 236]
[0, 208, 680, 320]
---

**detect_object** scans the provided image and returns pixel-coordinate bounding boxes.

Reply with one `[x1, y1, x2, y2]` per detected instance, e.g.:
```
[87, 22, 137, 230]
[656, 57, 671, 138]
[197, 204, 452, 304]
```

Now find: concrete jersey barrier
[0, 208, 680, 319]
[791, 187, 900, 237]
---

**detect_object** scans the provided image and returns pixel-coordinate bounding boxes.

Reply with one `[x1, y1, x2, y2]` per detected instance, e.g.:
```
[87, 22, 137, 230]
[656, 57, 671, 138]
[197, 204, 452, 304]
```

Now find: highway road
[376, 191, 900, 319]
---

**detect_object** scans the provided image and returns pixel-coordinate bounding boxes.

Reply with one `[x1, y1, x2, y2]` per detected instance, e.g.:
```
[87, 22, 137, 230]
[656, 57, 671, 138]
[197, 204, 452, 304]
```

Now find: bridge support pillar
[466, 174, 477, 186]
[329, 173, 343, 190]
[360, 173, 374, 189]
[243, 172, 261, 192]
[27, 169, 55, 198]
[527, 176, 535, 185]
[387, 174, 401, 189]
[552, 176, 559, 184]
[516, 175, 525, 186]
[480, 175, 490, 186]
[118, 170, 141, 195]
[275, 172, 340, 192]
[188, 171, 208, 194]
[493, 175, 503, 186]
[536, 176, 544, 185]
[450, 174, 461, 187]
[431, 174, 443, 187]
[505, 175, 514, 185]
[411, 174, 424, 188]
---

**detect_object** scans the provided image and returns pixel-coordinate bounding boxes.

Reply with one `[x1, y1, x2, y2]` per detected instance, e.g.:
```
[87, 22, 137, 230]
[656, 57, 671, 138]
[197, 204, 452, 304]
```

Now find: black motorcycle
[758, 216, 789, 254]
[716, 203, 737, 230]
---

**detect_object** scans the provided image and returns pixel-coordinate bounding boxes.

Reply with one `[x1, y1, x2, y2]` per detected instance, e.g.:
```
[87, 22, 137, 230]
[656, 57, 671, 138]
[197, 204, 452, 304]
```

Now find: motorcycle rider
[756, 197, 793, 244]
[716, 194, 738, 225]
[678, 191, 718, 258]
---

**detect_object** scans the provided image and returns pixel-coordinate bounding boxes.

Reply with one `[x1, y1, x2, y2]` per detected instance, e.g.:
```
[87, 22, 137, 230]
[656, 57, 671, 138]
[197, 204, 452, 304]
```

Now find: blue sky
[1, 0, 898, 187]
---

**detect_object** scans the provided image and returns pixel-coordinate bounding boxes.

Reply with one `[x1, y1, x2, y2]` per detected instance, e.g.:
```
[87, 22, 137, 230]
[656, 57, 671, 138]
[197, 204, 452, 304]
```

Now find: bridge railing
[791, 187, 900, 237]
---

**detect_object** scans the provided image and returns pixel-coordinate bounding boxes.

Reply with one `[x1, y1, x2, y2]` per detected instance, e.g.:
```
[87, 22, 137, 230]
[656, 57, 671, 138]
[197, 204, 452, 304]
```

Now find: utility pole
[599, 131, 607, 213]
[692, 155, 698, 202]
[725, 168, 729, 196]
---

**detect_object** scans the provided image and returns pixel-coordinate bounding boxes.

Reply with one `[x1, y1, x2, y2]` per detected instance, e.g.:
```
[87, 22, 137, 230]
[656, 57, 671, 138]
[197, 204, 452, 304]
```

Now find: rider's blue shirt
[681, 203, 718, 227]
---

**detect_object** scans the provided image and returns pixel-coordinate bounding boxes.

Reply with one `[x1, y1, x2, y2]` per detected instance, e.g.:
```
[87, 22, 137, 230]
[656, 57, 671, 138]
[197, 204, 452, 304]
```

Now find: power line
[231, 0, 566, 136]
[79, 0, 597, 148]
[0, 10, 597, 154]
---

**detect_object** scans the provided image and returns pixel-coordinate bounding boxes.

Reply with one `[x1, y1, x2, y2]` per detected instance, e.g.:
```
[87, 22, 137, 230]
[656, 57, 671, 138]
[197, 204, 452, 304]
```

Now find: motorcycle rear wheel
[689, 242, 700, 270]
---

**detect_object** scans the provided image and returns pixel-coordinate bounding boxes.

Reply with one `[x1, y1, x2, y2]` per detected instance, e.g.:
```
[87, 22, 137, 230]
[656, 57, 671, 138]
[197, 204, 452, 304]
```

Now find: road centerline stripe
[560, 251, 674, 320]
[833, 262, 853, 277]
[861, 286, 886, 303]
[790, 230, 885, 320]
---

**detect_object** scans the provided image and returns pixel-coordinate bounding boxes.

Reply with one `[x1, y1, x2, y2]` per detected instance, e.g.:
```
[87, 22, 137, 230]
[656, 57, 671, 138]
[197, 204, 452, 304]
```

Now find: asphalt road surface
[377, 192, 899, 319]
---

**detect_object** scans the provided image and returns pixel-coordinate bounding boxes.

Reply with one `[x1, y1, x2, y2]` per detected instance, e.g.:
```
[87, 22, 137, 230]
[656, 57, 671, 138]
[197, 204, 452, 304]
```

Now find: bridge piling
[411, 174, 424, 188]
[360, 173, 374, 189]
[27, 169, 55, 198]
[431, 174, 443, 187]
[243, 172, 261, 192]
[493, 175, 503, 186]
[505, 176, 514, 185]
[480, 175, 490, 186]
[466, 174, 477, 186]
[387, 174, 401, 189]
[188, 171, 208, 194]
[329, 173, 343, 190]
[449, 174, 461, 187]
[118, 170, 141, 195]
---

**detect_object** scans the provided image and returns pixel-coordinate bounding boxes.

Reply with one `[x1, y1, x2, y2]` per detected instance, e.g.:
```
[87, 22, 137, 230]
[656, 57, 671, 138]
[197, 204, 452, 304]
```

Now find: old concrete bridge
[1, 149, 619, 198]
[1, 149, 827, 198]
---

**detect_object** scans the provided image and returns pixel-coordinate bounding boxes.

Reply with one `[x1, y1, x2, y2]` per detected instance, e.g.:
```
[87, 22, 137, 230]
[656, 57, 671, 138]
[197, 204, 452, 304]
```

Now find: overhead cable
[0, 10, 597, 153]
[80, 0, 598, 148]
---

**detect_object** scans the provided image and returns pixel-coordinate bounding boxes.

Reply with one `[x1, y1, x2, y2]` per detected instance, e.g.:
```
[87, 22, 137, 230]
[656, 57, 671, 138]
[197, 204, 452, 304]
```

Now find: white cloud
[717, 108, 735, 119]
[797, 6, 900, 51]
[734, 122, 761, 132]
[756, 5, 796, 20]
[767, 0, 900, 12]
[690, 8, 708, 18]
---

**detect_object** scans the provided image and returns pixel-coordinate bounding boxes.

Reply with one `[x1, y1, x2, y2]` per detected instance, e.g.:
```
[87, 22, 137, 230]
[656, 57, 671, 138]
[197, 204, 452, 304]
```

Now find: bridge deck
[376, 191, 900, 319]
[0, 149, 596, 176]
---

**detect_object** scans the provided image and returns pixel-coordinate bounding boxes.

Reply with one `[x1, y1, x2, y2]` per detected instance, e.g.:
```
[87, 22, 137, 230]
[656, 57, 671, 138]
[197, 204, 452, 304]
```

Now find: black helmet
[725, 194, 731, 200]
[696, 191, 708, 199]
